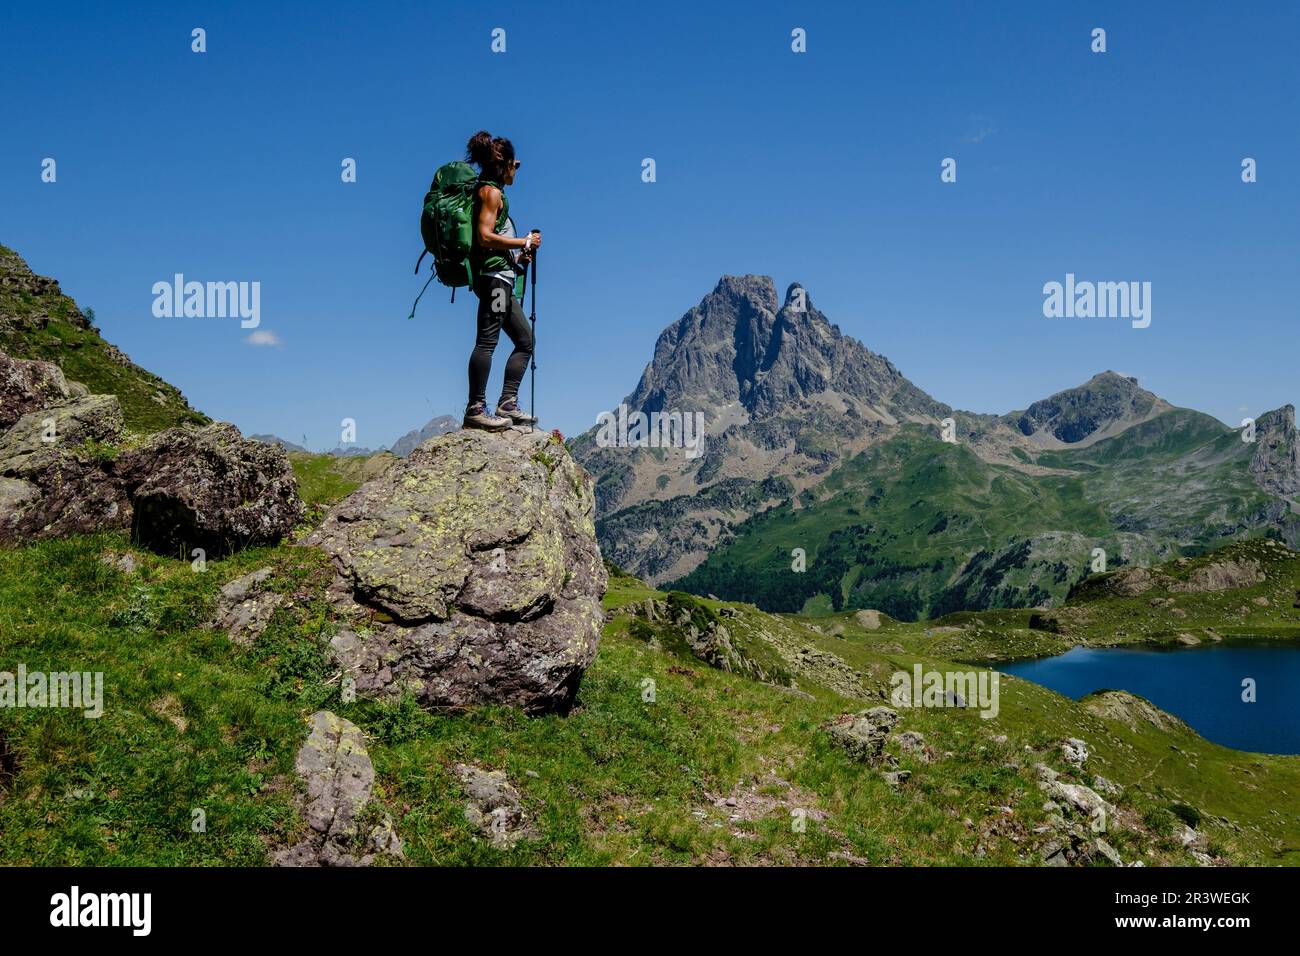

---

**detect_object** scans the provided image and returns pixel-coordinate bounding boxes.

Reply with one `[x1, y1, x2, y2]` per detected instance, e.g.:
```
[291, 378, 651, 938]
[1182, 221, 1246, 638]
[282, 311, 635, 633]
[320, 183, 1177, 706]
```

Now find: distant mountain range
[571, 275, 1300, 619]
[389, 415, 459, 457]
[252, 415, 459, 459]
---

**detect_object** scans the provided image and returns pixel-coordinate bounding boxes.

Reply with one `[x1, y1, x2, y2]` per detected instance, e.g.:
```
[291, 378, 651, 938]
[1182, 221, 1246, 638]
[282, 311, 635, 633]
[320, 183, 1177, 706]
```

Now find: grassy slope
[287, 451, 399, 521]
[3, 478, 1297, 864]
[673, 413, 1286, 619]
[0, 245, 205, 434]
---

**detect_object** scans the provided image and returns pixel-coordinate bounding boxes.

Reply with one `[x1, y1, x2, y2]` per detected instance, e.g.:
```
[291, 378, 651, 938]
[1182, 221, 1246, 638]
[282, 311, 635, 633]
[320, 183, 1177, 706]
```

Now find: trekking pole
[527, 230, 539, 433]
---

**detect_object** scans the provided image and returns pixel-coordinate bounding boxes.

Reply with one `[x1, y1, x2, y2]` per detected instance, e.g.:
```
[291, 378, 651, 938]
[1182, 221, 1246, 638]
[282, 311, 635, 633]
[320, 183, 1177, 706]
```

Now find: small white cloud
[245, 330, 282, 348]
[960, 114, 997, 145]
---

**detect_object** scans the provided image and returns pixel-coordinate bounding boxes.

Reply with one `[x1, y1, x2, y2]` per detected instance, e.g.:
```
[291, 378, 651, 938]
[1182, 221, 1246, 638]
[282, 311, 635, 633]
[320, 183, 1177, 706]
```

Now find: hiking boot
[462, 403, 511, 432]
[495, 397, 538, 426]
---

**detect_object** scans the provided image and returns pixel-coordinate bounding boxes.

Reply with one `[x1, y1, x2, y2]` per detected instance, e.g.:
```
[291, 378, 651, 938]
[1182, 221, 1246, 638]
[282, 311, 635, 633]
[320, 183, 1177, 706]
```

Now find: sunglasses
[510, 160, 521, 170]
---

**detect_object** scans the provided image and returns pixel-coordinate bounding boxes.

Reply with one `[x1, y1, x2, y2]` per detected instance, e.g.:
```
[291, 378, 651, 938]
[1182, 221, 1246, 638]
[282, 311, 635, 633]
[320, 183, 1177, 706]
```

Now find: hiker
[462, 130, 540, 431]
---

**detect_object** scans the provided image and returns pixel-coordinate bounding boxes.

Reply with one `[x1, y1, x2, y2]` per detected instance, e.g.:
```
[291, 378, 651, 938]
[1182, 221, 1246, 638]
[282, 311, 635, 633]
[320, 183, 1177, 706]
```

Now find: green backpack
[409, 160, 479, 318]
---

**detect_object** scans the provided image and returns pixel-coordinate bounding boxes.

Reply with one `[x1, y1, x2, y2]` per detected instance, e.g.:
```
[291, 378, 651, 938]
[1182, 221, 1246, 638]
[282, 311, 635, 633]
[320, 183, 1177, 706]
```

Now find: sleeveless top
[470, 181, 516, 281]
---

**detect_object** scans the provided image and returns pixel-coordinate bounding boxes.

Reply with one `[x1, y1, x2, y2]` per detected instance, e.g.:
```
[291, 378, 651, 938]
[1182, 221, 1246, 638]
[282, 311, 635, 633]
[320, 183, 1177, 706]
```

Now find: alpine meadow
[1, 0, 1297, 939]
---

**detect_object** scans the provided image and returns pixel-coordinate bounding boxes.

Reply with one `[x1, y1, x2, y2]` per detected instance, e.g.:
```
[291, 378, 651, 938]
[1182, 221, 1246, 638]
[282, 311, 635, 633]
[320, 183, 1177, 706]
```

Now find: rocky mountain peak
[623, 275, 937, 421]
[1249, 403, 1299, 498]
[1010, 370, 1170, 446]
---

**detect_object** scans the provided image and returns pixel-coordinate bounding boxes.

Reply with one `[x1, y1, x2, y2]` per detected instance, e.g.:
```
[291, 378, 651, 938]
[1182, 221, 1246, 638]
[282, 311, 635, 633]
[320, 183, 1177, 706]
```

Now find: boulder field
[0, 349, 303, 554]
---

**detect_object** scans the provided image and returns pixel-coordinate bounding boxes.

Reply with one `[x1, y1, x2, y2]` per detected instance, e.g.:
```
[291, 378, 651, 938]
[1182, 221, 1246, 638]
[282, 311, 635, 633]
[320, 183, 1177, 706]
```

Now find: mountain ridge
[573, 274, 1299, 612]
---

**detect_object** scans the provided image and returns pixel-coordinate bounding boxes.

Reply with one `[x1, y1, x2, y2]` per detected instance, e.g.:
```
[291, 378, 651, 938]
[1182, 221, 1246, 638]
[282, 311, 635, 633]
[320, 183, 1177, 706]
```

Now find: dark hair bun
[466, 130, 495, 165]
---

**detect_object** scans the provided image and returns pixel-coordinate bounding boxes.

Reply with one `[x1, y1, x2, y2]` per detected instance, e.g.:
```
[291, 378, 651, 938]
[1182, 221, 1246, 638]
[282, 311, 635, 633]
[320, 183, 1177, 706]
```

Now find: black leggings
[468, 275, 533, 408]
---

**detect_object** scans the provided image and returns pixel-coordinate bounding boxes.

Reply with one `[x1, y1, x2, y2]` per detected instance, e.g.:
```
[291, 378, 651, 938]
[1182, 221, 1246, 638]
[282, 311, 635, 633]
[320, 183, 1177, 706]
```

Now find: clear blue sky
[2, 1, 1297, 449]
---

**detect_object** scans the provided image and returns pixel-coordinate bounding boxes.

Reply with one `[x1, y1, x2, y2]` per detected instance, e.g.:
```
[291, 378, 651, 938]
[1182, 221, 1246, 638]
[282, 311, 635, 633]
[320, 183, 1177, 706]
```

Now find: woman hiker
[462, 130, 540, 431]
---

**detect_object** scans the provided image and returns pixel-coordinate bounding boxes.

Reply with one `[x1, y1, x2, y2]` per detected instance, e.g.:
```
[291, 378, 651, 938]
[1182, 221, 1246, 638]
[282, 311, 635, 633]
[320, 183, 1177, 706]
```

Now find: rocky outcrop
[1170, 558, 1264, 593]
[1, 246, 202, 430]
[1082, 690, 1190, 733]
[0, 352, 78, 429]
[1249, 404, 1299, 498]
[1096, 566, 1156, 597]
[1035, 763, 1122, 866]
[309, 428, 606, 714]
[0, 246, 93, 334]
[0, 349, 304, 553]
[274, 710, 403, 867]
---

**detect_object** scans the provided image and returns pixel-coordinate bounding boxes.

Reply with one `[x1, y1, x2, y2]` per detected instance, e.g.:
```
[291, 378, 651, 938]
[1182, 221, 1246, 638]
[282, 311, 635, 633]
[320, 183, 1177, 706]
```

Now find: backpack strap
[407, 270, 437, 320]
[413, 248, 428, 275]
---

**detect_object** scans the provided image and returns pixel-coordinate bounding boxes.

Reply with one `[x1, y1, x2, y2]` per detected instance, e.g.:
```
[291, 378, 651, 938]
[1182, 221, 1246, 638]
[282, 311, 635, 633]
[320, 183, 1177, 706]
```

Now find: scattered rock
[881, 770, 911, 789]
[891, 730, 932, 763]
[211, 567, 286, 645]
[0, 351, 304, 556]
[828, 707, 900, 764]
[1094, 838, 1122, 866]
[149, 694, 187, 733]
[854, 609, 882, 630]
[1092, 775, 1123, 798]
[1061, 738, 1089, 767]
[100, 550, 138, 574]
[274, 711, 403, 867]
[1177, 824, 1208, 851]
[1176, 632, 1201, 646]
[454, 763, 535, 848]
[1041, 777, 1115, 822]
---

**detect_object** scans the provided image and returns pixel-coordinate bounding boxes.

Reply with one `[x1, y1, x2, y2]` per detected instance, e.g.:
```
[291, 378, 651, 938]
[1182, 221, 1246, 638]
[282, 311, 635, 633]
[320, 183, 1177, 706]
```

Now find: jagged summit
[623, 274, 943, 424]
[573, 273, 1297, 587]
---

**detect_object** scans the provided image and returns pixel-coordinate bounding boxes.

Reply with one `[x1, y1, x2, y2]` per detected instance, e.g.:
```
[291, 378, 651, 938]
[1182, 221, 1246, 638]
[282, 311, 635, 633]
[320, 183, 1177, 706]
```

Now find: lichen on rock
[308, 428, 607, 714]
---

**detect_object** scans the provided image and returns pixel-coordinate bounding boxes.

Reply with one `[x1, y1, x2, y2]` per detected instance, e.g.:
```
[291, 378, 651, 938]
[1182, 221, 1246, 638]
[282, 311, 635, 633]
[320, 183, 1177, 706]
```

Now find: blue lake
[999, 639, 1300, 755]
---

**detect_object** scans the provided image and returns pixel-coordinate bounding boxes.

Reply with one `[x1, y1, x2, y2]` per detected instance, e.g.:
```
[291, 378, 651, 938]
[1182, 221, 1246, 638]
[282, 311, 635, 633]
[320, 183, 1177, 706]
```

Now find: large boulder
[308, 428, 607, 714]
[0, 394, 124, 477]
[0, 352, 75, 429]
[0, 391, 128, 544]
[116, 422, 306, 557]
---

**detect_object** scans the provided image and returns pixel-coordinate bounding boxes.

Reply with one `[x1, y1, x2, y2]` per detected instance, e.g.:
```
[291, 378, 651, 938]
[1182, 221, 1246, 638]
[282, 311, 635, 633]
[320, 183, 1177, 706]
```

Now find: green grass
[288, 451, 399, 510]
[0, 245, 205, 434]
[672, 413, 1290, 619]
[2, 531, 1298, 866]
